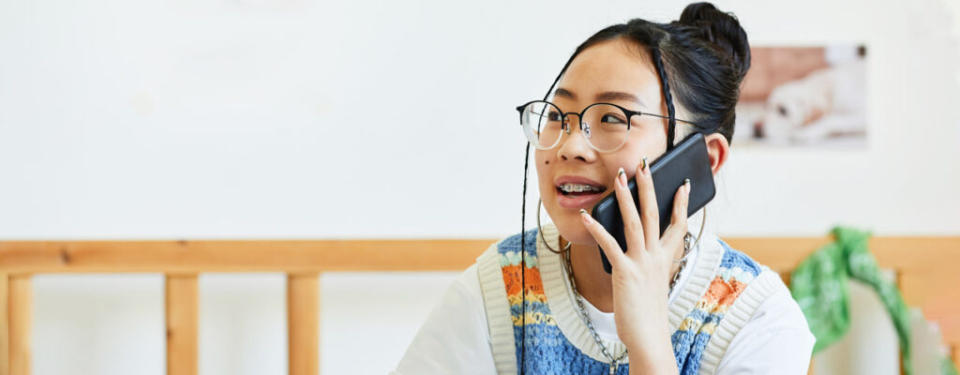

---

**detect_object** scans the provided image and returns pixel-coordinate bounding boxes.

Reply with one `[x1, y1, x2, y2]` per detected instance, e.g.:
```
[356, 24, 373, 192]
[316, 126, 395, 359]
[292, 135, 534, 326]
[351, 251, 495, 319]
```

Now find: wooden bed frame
[1, 235, 958, 375]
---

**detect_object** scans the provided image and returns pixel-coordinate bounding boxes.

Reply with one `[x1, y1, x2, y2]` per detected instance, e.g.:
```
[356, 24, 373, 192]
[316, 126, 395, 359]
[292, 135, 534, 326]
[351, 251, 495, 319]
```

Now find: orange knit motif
[702, 277, 748, 308]
[502, 264, 545, 299]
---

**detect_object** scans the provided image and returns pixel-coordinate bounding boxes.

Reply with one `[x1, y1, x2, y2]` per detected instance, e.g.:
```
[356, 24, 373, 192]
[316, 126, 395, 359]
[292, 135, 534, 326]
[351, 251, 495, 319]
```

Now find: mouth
[554, 177, 609, 209]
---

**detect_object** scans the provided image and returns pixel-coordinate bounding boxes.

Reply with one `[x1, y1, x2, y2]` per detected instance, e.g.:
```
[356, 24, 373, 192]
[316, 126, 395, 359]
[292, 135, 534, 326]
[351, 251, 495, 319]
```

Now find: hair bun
[678, 2, 751, 81]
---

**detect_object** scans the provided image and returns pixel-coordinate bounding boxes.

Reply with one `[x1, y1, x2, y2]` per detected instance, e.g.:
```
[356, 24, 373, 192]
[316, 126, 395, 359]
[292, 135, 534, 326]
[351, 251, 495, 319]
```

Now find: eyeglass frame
[515, 100, 700, 152]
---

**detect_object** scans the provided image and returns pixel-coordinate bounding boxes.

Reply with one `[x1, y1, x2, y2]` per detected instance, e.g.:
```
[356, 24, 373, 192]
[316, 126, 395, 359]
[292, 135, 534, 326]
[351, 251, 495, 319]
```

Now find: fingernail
[640, 157, 648, 173]
[684, 178, 691, 193]
[617, 167, 626, 186]
[579, 208, 588, 215]
[579, 209, 590, 223]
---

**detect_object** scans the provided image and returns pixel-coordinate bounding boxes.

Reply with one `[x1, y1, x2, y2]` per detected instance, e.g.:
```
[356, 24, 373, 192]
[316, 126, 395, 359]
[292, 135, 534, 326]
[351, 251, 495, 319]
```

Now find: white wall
[2, 0, 959, 373]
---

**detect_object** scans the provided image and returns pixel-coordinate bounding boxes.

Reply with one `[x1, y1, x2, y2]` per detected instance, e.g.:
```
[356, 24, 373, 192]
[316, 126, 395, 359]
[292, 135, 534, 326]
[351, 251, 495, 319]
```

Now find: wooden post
[8, 275, 30, 375]
[166, 274, 198, 375]
[288, 273, 319, 375]
[1, 273, 8, 375]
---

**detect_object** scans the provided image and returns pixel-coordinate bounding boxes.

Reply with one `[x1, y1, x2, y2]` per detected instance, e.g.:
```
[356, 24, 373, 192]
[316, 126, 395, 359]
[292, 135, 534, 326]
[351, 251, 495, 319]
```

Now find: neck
[559, 236, 686, 314]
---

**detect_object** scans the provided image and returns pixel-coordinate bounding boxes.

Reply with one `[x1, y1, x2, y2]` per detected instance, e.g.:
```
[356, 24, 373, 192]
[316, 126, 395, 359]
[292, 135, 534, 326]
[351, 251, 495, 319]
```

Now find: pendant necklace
[560, 232, 694, 374]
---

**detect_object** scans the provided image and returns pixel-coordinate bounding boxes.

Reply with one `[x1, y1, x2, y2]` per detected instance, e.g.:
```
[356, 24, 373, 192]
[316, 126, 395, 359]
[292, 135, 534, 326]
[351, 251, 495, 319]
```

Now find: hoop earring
[537, 199, 572, 254]
[694, 206, 706, 250]
[674, 206, 708, 264]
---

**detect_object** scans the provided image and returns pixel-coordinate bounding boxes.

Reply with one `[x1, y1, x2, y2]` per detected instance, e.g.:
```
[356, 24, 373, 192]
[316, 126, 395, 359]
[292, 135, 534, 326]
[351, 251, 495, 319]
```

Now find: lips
[554, 175, 610, 209]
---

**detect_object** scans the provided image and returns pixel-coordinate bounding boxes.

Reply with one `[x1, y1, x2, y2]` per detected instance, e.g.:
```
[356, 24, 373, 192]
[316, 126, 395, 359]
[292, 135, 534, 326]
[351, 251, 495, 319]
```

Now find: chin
[549, 211, 598, 247]
[541, 192, 596, 247]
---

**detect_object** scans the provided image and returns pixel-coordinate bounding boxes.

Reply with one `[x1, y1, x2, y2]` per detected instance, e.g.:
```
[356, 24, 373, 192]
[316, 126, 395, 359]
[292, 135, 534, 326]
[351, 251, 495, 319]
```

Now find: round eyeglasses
[516, 100, 699, 152]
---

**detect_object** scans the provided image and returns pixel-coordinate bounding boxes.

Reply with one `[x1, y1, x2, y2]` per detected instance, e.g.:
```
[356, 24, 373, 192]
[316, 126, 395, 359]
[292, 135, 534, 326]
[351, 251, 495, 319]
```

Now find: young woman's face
[536, 37, 681, 246]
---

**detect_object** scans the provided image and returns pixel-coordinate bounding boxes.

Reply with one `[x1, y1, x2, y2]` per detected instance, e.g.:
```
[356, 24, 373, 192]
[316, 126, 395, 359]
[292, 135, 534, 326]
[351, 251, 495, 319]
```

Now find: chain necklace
[560, 232, 695, 375]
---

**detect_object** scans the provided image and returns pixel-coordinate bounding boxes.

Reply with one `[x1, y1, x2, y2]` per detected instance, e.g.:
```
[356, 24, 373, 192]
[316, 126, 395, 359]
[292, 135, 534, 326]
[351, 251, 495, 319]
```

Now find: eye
[601, 113, 627, 124]
[547, 110, 563, 122]
[777, 105, 788, 117]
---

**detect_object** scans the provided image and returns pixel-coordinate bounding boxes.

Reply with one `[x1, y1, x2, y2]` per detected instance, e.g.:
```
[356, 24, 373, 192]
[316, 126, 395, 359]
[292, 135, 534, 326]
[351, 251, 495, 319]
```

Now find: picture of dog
[733, 45, 868, 148]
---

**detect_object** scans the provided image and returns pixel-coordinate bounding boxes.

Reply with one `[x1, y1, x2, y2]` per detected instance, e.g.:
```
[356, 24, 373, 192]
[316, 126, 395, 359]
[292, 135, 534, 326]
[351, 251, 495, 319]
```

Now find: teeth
[559, 183, 603, 193]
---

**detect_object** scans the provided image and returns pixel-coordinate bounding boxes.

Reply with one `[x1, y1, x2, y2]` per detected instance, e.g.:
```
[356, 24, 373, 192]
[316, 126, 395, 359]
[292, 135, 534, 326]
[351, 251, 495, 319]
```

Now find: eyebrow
[554, 87, 646, 107]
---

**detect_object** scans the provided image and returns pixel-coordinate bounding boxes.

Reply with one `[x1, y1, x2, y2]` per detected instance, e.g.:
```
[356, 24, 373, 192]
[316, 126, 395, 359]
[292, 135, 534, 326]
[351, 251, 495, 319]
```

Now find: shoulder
[716, 238, 766, 279]
[709, 238, 816, 374]
[485, 228, 539, 256]
[714, 271, 816, 374]
[475, 228, 541, 275]
[711, 237, 797, 320]
[455, 262, 483, 301]
[693, 236, 779, 315]
[392, 253, 494, 374]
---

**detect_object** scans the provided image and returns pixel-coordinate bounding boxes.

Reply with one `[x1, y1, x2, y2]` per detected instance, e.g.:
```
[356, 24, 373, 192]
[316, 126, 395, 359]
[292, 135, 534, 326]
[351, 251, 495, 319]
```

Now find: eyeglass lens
[520, 101, 630, 152]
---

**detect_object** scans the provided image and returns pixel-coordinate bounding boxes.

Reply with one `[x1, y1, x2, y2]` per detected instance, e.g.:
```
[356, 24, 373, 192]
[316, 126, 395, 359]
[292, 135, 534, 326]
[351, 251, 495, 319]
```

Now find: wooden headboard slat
[1, 236, 958, 372]
[2, 236, 957, 274]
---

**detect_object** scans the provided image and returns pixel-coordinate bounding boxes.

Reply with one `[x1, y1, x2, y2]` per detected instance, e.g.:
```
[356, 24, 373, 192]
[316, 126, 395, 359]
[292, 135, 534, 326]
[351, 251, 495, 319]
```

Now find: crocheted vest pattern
[478, 226, 773, 375]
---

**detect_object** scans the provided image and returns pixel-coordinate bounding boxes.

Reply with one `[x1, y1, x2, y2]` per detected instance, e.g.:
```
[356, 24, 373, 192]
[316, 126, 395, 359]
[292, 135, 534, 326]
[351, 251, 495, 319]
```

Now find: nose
[753, 121, 765, 138]
[557, 114, 596, 162]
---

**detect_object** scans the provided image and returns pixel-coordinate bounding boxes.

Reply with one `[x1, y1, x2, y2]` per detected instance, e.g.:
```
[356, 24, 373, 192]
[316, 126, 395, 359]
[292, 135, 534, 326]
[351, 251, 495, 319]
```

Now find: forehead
[554, 38, 661, 110]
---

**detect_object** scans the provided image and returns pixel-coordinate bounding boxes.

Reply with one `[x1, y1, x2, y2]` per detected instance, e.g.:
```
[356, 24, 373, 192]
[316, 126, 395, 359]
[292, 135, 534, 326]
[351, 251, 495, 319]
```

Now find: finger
[635, 156, 660, 249]
[669, 178, 691, 229]
[613, 166, 644, 253]
[579, 208, 629, 268]
[664, 178, 691, 247]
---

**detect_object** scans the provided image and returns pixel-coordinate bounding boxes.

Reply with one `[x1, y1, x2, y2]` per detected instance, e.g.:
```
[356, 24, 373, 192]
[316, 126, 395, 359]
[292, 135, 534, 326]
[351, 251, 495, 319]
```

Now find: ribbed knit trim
[667, 230, 724, 334]
[476, 240, 517, 375]
[538, 222, 724, 364]
[696, 268, 781, 375]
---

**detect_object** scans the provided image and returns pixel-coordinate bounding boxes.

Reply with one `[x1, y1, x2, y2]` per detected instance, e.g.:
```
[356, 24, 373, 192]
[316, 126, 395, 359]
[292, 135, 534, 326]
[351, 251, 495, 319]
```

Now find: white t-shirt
[392, 231, 816, 374]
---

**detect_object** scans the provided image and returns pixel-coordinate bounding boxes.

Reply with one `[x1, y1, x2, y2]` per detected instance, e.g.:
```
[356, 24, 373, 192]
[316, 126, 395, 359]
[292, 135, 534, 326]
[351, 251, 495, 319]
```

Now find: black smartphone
[589, 132, 716, 274]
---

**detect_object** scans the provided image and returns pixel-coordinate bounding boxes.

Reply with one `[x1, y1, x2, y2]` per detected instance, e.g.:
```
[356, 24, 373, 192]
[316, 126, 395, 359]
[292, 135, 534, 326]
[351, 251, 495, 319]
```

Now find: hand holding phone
[589, 133, 716, 274]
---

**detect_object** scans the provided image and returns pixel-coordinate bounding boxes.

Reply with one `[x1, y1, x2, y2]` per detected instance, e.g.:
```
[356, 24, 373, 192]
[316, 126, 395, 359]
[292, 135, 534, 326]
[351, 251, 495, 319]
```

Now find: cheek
[535, 149, 552, 166]
[534, 151, 555, 191]
[622, 128, 667, 161]
[611, 141, 654, 171]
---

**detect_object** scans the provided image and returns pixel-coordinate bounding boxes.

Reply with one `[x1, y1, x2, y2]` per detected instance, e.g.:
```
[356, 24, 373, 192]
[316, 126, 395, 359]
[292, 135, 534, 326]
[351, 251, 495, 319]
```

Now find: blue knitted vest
[480, 226, 769, 375]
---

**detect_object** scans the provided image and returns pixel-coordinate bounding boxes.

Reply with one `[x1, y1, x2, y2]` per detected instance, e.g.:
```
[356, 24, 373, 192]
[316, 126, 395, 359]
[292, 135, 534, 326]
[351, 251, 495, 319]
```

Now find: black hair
[518, 3, 751, 373]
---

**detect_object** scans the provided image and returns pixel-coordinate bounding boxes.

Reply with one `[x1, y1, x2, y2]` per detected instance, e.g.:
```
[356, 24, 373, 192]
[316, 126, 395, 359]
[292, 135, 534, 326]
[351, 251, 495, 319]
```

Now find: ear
[704, 133, 730, 176]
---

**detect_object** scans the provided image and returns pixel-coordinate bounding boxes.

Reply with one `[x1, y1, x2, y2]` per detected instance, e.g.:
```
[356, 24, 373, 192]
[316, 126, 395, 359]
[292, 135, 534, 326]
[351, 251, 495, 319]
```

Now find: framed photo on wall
[734, 44, 868, 149]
